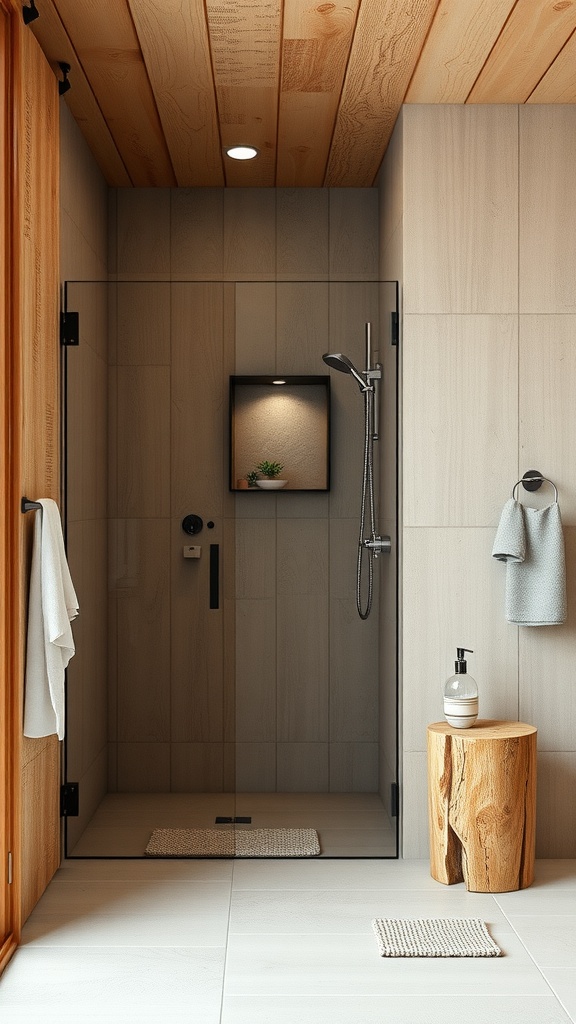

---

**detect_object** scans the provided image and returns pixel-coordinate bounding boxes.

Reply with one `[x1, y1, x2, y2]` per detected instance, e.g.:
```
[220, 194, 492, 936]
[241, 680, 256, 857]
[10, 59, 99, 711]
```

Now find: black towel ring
[512, 470, 558, 503]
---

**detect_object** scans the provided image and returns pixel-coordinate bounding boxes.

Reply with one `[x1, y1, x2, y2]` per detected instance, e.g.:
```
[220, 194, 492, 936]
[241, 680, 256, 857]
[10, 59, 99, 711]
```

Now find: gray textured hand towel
[492, 498, 566, 625]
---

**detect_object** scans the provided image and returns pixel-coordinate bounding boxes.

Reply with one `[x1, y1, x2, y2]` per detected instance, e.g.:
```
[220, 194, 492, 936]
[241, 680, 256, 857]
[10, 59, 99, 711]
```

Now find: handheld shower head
[322, 352, 370, 392]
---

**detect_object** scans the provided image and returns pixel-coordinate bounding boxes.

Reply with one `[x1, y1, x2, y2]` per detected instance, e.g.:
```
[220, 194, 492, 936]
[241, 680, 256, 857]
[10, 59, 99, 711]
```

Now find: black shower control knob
[182, 514, 203, 536]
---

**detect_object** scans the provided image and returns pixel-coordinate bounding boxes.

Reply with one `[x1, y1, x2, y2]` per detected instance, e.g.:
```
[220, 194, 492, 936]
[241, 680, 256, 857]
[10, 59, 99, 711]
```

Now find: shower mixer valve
[363, 535, 391, 557]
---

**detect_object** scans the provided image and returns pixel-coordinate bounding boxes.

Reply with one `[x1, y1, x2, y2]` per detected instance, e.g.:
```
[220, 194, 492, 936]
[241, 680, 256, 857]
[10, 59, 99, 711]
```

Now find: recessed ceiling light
[226, 146, 258, 161]
[272, 379, 286, 385]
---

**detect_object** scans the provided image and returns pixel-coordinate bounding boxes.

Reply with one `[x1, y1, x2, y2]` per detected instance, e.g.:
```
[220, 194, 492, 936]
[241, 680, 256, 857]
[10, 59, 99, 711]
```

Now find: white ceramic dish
[256, 480, 287, 490]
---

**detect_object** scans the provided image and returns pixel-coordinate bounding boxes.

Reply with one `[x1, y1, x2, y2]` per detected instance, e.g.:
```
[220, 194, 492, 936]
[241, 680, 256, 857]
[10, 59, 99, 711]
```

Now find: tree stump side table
[427, 720, 537, 893]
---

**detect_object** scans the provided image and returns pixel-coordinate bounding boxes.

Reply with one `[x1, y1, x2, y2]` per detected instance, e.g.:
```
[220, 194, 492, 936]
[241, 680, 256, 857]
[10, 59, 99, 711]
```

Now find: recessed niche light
[226, 145, 258, 160]
[272, 379, 286, 385]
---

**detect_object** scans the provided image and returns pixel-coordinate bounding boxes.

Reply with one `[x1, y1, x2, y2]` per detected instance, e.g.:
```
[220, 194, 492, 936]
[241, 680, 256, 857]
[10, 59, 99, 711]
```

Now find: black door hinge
[60, 310, 79, 346]
[61, 782, 79, 817]
[390, 782, 399, 818]
[390, 311, 399, 347]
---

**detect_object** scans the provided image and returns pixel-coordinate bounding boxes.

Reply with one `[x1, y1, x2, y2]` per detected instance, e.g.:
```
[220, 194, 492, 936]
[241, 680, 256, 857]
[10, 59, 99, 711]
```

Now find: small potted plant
[246, 469, 259, 488]
[256, 460, 286, 489]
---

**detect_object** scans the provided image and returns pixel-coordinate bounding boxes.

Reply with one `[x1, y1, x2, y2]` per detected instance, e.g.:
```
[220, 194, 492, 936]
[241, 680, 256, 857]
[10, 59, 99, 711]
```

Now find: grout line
[493, 894, 574, 1018]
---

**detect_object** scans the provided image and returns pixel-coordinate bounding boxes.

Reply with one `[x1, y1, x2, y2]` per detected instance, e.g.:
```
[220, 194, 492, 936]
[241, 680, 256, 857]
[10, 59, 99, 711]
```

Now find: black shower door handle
[209, 544, 219, 609]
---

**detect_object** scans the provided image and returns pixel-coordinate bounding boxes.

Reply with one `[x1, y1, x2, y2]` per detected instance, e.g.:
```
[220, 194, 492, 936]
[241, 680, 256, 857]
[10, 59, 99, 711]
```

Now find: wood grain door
[0, 0, 18, 971]
[1, 0, 60, 971]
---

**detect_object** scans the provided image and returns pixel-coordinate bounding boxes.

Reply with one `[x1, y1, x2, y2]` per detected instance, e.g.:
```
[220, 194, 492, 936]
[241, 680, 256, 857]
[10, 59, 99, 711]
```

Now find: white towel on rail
[23, 499, 79, 739]
[492, 498, 566, 626]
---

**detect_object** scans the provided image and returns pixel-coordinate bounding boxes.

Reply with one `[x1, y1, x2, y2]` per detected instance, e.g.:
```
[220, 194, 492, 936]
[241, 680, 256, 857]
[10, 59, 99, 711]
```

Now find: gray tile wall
[108, 186, 390, 795]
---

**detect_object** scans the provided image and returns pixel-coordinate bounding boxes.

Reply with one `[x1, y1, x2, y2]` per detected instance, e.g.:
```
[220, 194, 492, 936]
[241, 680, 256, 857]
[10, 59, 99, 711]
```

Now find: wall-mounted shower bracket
[363, 535, 391, 557]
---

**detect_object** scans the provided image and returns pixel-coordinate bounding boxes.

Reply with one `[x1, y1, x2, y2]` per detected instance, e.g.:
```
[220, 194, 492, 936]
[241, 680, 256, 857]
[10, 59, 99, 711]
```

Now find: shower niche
[229, 375, 331, 491]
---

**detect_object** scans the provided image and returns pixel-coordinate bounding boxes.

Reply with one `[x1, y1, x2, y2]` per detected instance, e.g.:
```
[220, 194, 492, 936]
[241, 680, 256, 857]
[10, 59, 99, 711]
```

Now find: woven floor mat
[372, 918, 502, 958]
[145, 827, 321, 858]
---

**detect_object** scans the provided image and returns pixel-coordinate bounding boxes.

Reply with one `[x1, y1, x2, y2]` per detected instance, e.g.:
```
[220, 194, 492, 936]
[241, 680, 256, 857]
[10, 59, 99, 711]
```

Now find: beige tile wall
[378, 103, 576, 858]
[108, 186, 392, 796]
[60, 105, 109, 850]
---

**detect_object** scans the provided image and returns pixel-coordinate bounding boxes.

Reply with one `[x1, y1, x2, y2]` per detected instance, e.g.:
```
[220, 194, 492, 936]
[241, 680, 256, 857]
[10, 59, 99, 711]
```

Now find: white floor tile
[2, 858, 576, 1021]
[223, 930, 549, 995]
[503, 916, 576, 969]
[56, 856, 233, 882]
[21, 881, 231, 948]
[228, 888, 509, 934]
[0, 946, 224, 1024]
[221, 993, 572, 1023]
[231, 857, 438, 890]
[495, 890, 576, 915]
[541, 970, 576, 1021]
[532, 861, 576, 889]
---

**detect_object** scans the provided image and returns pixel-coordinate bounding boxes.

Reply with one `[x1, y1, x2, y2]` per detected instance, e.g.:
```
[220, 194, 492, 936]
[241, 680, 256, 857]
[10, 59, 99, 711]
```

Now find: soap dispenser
[443, 648, 478, 728]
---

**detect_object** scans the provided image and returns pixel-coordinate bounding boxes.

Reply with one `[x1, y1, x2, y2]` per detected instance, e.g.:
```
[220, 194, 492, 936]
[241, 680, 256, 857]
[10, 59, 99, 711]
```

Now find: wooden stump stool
[427, 720, 537, 893]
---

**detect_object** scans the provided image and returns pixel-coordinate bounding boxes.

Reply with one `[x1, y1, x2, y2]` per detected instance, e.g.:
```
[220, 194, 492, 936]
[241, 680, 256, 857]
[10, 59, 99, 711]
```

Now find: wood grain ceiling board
[527, 29, 576, 101]
[405, 0, 517, 103]
[467, 0, 576, 103]
[205, 0, 282, 187]
[324, 0, 440, 187]
[276, 0, 360, 187]
[31, 0, 130, 185]
[52, 0, 176, 186]
[127, 0, 224, 187]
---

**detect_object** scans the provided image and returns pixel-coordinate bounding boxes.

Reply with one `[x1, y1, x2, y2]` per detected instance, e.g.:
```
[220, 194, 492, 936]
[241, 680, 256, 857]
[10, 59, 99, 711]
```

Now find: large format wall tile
[519, 315, 576, 525]
[403, 314, 518, 527]
[170, 189, 224, 280]
[235, 600, 276, 743]
[329, 742, 378, 792]
[116, 188, 170, 277]
[223, 189, 276, 281]
[117, 366, 170, 518]
[328, 283, 380, 519]
[171, 283, 225, 518]
[170, 518, 225, 744]
[520, 106, 576, 314]
[276, 189, 329, 280]
[401, 751, 430, 858]
[276, 282, 329, 375]
[277, 519, 329, 743]
[402, 527, 519, 753]
[117, 743, 170, 792]
[236, 742, 276, 792]
[171, 744, 224, 792]
[536, 753, 576, 858]
[277, 743, 329, 792]
[235, 518, 276, 600]
[116, 283, 170, 365]
[403, 105, 518, 314]
[114, 519, 171, 743]
[329, 595, 379, 743]
[329, 189, 378, 281]
[234, 282, 276, 375]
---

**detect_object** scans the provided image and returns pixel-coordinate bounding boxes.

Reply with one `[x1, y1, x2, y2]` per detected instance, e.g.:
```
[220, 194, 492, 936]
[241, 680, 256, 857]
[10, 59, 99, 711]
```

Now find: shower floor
[67, 792, 396, 859]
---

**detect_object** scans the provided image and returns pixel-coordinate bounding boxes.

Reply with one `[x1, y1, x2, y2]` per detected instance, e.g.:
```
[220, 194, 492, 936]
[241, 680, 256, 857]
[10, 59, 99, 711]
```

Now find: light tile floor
[1, 858, 575, 1023]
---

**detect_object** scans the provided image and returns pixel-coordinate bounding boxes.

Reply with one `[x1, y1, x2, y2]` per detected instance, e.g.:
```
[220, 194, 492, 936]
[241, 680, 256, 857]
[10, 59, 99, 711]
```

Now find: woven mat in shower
[144, 827, 321, 858]
[372, 918, 502, 958]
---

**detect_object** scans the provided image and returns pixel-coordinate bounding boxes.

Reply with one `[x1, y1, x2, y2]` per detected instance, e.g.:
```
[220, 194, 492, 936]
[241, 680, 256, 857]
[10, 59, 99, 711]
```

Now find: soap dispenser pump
[443, 648, 478, 728]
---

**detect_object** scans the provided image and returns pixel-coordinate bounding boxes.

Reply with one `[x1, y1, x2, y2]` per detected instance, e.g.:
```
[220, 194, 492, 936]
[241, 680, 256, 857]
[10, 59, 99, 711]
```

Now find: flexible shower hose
[356, 387, 376, 619]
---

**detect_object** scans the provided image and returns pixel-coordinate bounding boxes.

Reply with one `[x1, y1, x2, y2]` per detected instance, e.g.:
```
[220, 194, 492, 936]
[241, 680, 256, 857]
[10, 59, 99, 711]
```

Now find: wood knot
[553, 1, 572, 10]
[317, 3, 336, 12]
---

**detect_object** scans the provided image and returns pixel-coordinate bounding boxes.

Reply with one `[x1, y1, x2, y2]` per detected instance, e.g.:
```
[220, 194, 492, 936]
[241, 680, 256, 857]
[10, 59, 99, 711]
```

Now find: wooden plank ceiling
[30, 0, 576, 187]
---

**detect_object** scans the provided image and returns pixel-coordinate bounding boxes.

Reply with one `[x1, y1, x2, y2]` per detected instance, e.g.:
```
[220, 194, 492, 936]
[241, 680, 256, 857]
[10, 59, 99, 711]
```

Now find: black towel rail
[21, 497, 42, 513]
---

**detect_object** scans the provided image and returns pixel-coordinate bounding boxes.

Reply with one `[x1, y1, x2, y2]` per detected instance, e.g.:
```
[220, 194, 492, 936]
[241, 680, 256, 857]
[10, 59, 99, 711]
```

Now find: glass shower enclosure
[61, 279, 399, 859]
